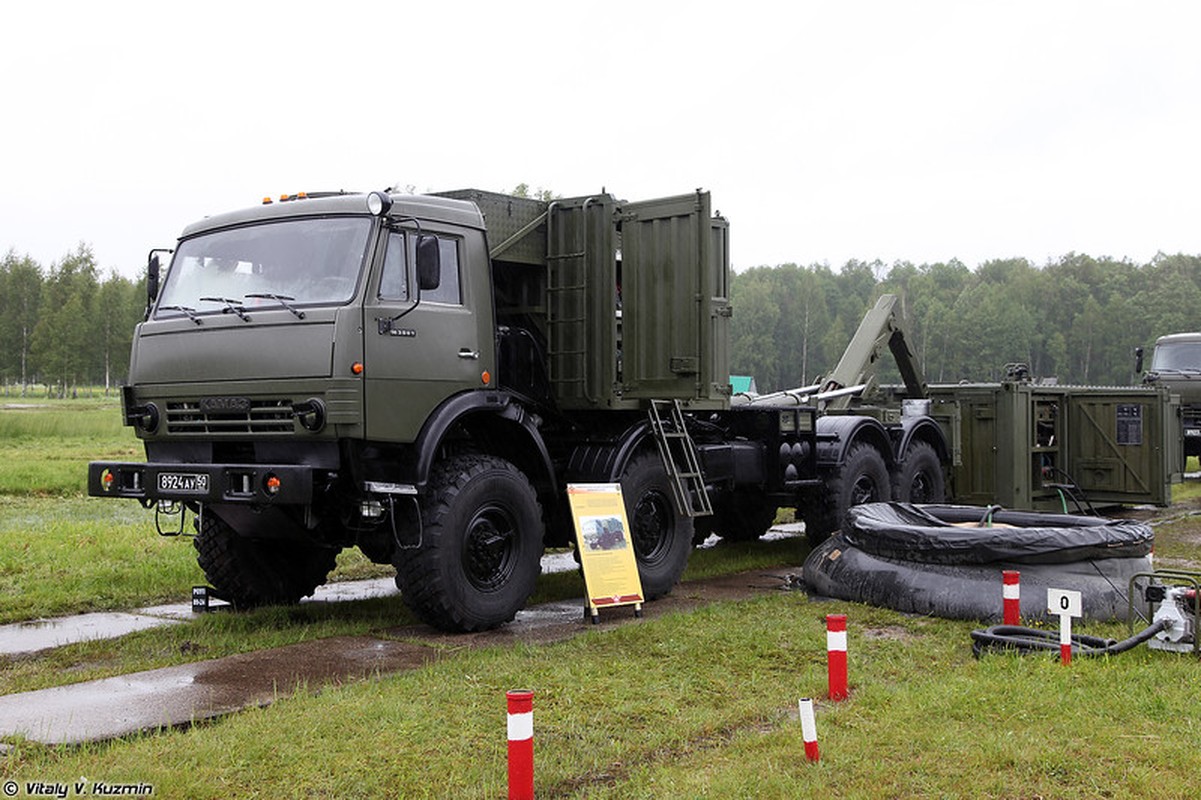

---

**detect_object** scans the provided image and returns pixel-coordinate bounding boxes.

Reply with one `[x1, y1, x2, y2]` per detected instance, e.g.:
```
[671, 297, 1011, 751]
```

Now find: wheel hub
[632, 491, 671, 563]
[851, 475, 879, 506]
[463, 508, 515, 591]
[909, 473, 933, 503]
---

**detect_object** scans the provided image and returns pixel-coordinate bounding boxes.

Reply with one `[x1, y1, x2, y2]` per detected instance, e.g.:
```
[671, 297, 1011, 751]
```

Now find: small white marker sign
[1047, 588, 1082, 618]
[1047, 588, 1082, 665]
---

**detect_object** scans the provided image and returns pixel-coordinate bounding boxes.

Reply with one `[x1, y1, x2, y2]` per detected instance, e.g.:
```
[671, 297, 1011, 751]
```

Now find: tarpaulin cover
[802, 534, 1149, 622]
[841, 503, 1153, 565]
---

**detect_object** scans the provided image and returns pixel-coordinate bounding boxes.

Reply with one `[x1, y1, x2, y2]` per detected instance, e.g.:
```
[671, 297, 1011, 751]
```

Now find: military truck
[88, 187, 954, 631]
[87, 187, 1177, 632]
[1137, 333, 1201, 458]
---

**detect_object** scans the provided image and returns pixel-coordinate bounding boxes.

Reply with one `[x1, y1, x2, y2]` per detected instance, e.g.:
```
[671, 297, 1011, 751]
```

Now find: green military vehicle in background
[87, 187, 1179, 632]
[742, 294, 1181, 518]
[1138, 333, 1201, 459]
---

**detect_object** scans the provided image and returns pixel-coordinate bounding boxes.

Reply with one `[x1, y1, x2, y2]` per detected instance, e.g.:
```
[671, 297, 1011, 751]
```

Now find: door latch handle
[458, 349, 480, 360]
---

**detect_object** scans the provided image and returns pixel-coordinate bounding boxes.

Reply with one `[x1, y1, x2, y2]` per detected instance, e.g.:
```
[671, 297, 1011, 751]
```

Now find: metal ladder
[545, 249, 589, 399]
[647, 399, 713, 518]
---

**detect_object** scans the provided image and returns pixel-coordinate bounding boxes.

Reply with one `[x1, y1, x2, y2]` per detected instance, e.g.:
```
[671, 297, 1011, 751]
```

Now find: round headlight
[293, 398, 326, 433]
[137, 403, 160, 433]
[366, 191, 393, 216]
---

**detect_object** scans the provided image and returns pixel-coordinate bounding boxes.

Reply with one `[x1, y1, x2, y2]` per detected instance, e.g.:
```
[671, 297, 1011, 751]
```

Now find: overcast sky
[4, 1, 1200, 278]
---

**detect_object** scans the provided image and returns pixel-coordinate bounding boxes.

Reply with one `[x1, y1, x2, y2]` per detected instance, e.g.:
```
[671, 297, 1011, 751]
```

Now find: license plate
[158, 472, 210, 493]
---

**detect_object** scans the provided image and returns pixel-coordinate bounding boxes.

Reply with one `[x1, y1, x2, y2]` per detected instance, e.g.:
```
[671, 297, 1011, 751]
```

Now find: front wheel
[393, 454, 544, 632]
[621, 452, 694, 599]
[194, 512, 338, 608]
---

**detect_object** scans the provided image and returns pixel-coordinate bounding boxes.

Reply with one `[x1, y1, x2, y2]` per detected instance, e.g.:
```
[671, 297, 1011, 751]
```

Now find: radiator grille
[166, 399, 294, 434]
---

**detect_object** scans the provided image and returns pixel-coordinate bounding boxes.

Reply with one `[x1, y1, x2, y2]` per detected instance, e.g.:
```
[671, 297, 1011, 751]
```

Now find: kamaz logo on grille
[199, 396, 252, 414]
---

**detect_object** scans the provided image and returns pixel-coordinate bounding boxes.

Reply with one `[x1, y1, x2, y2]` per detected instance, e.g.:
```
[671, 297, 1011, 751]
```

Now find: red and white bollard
[799, 697, 820, 762]
[1002, 570, 1021, 626]
[507, 690, 534, 800]
[826, 614, 848, 701]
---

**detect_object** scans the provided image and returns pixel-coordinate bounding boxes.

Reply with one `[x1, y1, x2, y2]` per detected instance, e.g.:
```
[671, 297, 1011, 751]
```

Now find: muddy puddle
[0, 568, 799, 745]
[0, 553, 585, 658]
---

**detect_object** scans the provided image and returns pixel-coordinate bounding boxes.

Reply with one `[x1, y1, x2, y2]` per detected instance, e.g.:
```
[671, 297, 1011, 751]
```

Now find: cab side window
[413, 236, 462, 305]
[378, 231, 408, 300]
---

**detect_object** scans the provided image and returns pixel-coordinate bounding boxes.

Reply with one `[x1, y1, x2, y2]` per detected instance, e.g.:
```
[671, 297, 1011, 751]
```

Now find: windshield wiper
[158, 305, 203, 325]
[245, 293, 306, 319]
[200, 296, 252, 322]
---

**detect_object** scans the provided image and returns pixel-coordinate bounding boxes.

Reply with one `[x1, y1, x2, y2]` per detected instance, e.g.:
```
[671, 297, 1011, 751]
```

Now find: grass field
[0, 397, 392, 624]
[3, 400, 1201, 797]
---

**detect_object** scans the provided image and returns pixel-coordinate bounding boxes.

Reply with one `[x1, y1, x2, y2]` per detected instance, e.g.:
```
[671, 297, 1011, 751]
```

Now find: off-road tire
[393, 454, 544, 632]
[892, 440, 945, 504]
[622, 452, 694, 599]
[803, 442, 891, 545]
[711, 490, 778, 542]
[193, 512, 338, 608]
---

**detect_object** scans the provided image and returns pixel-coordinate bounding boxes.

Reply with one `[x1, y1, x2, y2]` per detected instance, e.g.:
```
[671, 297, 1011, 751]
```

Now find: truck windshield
[1151, 341, 1201, 372]
[156, 217, 372, 318]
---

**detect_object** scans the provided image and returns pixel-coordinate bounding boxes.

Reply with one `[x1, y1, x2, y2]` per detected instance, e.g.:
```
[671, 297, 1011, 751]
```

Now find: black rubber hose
[970, 619, 1169, 659]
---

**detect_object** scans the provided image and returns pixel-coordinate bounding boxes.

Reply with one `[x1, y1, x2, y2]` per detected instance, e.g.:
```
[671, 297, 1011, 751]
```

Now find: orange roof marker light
[265, 191, 317, 204]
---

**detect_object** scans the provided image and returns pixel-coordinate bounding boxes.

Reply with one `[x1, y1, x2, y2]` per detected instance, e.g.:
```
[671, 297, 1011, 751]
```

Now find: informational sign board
[567, 483, 644, 622]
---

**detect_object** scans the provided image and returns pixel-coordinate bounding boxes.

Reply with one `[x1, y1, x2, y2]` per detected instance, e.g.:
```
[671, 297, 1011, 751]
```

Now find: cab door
[362, 226, 494, 443]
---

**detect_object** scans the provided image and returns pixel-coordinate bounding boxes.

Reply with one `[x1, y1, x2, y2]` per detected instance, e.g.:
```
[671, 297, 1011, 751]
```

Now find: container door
[1064, 391, 1175, 506]
[620, 191, 728, 406]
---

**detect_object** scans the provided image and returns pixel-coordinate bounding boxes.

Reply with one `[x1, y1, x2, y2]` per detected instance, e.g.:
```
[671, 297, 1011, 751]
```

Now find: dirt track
[0, 568, 799, 745]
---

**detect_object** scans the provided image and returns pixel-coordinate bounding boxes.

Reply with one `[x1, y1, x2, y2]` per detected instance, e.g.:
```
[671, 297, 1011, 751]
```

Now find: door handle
[458, 349, 480, 360]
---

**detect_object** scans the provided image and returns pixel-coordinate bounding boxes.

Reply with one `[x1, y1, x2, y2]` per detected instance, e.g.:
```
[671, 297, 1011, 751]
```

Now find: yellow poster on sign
[567, 483, 644, 622]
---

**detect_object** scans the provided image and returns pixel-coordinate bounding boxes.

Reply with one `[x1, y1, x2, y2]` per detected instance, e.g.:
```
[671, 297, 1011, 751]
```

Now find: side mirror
[146, 251, 163, 314]
[1134, 346, 1145, 375]
[416, 235, 441, 292]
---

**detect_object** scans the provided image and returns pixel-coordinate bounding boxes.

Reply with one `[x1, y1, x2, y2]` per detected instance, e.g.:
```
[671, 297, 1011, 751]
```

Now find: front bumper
[88, 461, 315, 505]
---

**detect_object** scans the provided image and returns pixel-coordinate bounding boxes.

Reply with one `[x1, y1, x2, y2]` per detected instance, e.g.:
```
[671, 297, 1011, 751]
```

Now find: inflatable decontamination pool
[802, 503, 1154, 622]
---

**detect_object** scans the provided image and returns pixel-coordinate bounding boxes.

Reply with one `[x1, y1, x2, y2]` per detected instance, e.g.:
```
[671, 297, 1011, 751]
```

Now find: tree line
[4, 241, 1200, 397]
[0, 246, 145, 396]
[730, 252, 1201, 393]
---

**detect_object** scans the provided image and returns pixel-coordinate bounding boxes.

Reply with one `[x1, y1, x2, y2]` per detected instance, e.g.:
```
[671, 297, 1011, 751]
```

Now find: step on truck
[88, 186, 1171, 631]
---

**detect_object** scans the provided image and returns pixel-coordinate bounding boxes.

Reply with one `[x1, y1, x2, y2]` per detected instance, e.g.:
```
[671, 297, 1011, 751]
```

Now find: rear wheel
[804, 442, 891, 545]
[194, 512, 338, 608]
[892, 441, 945, 504]
[621, 452, 693, 599]
[393, 454, 544, 632]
